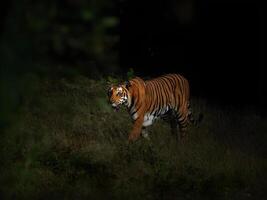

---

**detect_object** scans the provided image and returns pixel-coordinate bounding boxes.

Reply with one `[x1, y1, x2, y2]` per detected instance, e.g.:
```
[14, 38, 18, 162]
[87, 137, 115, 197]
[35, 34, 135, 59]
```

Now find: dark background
[0, 0, 266, 124]
[120, 0, 266, 108]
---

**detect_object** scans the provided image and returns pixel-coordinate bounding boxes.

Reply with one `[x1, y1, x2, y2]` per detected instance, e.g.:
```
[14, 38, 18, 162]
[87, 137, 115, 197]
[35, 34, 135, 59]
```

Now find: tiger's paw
[128, 132, 140, 143]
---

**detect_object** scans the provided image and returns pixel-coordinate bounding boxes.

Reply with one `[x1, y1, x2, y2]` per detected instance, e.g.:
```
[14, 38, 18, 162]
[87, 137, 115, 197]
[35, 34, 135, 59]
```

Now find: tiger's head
[107, 81, 131, 111]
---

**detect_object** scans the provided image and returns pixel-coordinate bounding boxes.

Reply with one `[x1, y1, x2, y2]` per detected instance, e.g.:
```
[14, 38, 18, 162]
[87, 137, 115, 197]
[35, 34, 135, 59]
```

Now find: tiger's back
[144, 74, 190, 115]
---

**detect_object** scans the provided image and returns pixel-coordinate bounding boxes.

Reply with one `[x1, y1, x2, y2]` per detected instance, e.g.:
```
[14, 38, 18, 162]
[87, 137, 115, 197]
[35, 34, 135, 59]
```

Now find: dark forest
[0, 0, 266, 199]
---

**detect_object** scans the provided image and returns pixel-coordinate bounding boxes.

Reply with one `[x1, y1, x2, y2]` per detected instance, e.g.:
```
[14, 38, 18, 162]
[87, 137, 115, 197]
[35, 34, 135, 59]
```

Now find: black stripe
[166, 76, 176, 89]
[156, 80, 163, 108]
[162, 77, 173, 93]
[176, 75, 184, 96]
[153, 81, 161, 116]
[147, 84, 155, 112]
[129, 95, 135, 110]
[160, 78, 172, 104]
[156, 80, 163, 113]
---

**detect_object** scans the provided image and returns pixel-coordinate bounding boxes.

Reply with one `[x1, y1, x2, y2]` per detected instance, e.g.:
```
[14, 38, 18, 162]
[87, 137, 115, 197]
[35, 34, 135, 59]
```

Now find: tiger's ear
[107, 86, 113, 97]
[125, 81, 131, 90]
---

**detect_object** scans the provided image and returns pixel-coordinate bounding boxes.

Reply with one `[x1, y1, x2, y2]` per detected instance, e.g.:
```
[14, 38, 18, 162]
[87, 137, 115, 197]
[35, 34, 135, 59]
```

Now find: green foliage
[0, 0, 120, 134]
[0, 0, 119, 76]
[0, 76, 266, 199]
[127, 68, 135, 80]
[107, 76, 120, 85]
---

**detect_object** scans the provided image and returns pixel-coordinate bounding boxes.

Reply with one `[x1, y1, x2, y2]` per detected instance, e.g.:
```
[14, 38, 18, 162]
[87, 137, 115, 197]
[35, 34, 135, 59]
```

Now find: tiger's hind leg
[170, 110, 189, 143]
[165, 110, 179, 142]
[177, 114, 188, 143]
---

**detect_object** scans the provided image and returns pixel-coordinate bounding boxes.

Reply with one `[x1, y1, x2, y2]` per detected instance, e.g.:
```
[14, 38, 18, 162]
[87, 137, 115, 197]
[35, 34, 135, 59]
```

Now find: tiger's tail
[188, 108, 203, 127]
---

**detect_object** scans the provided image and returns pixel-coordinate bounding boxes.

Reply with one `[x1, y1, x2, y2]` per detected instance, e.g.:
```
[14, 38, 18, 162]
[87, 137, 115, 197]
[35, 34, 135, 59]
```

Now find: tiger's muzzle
[111, 102, 120, 112]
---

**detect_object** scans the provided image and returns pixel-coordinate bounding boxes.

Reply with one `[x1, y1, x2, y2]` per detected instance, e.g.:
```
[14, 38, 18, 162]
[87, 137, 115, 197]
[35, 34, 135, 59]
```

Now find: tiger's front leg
[128, 116, 144, 142]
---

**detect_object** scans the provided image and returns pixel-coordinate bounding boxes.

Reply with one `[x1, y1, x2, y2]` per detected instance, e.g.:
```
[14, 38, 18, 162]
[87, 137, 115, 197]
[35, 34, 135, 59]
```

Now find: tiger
[107, 74, 202, 142]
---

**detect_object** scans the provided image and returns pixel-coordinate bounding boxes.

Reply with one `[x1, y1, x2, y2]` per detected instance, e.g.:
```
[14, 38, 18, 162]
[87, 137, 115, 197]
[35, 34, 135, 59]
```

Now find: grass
[0, 75, 266, 200]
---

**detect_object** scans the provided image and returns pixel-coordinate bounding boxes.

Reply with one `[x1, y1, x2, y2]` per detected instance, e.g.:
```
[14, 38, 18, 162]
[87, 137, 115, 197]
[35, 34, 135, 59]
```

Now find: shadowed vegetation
[0, 75, 266, 199]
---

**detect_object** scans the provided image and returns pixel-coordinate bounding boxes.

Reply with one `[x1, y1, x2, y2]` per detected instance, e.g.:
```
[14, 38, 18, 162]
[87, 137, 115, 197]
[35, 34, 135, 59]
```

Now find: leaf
[81, 10, 93, 21]
[102, 17, 119, 28]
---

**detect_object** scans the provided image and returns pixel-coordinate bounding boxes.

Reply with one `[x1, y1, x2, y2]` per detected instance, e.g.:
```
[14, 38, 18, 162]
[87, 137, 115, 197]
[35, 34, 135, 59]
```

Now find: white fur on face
[112, 103, 117, 107]
[117, 87, 122, 93]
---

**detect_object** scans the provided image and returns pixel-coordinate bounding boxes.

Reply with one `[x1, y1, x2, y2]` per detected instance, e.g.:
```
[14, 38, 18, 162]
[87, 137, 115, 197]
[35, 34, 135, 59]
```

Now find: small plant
[127, 68, 135, 80]
[107, 76, 120, 85]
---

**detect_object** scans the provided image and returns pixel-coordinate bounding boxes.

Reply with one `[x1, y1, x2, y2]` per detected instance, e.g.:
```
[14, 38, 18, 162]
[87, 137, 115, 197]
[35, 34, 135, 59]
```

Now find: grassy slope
[0, 76, 266, 200]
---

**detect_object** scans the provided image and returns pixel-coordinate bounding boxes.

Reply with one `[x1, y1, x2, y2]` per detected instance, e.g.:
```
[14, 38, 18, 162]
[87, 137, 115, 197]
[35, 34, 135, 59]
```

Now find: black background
[120, 0, 266, 108]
